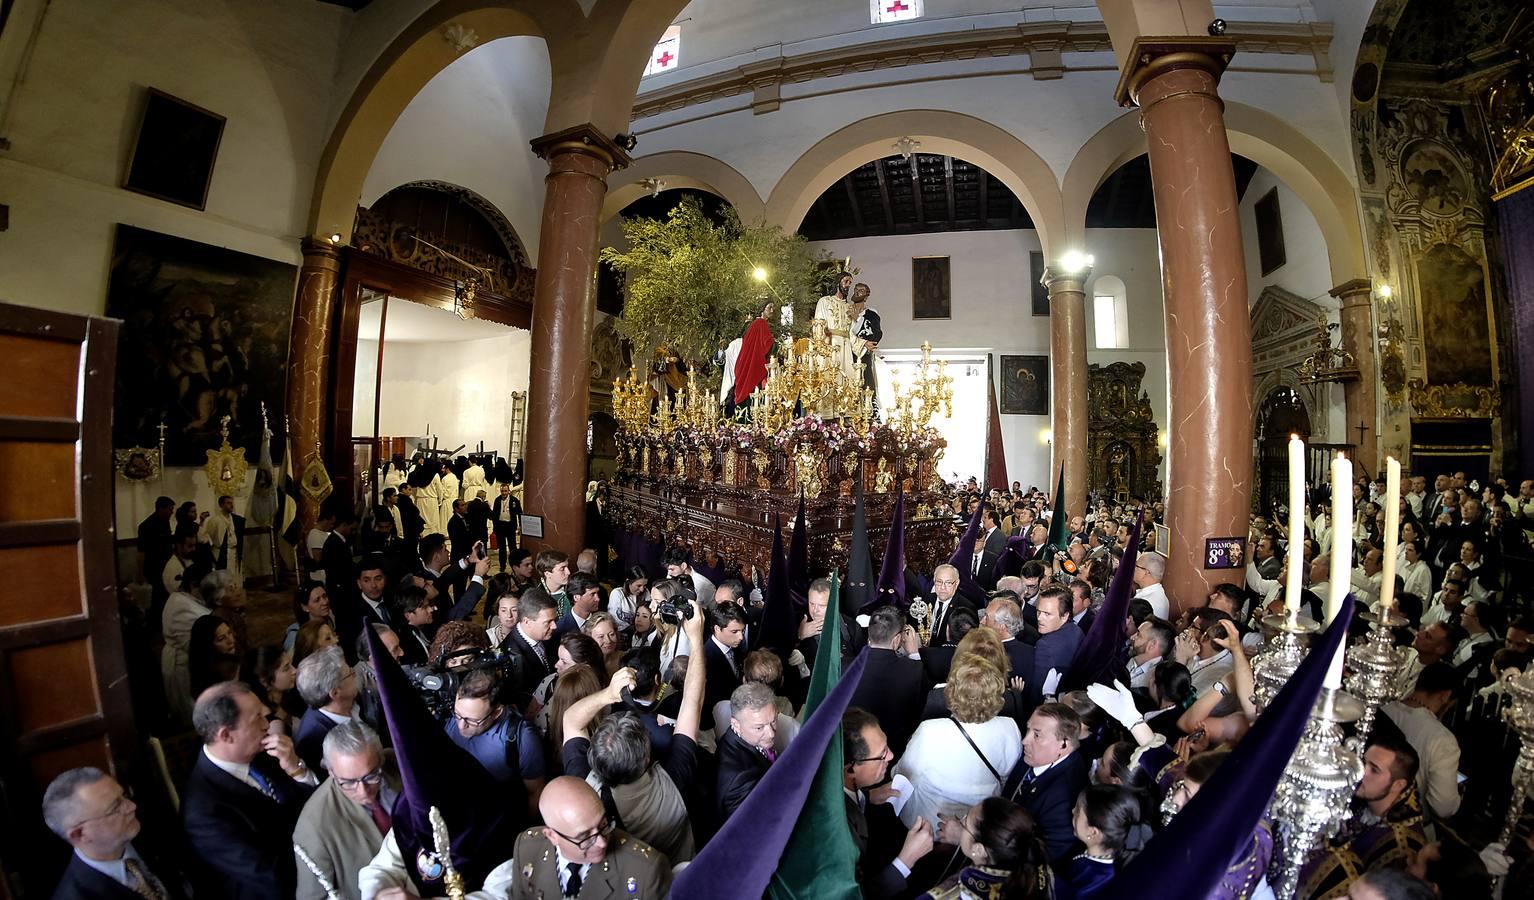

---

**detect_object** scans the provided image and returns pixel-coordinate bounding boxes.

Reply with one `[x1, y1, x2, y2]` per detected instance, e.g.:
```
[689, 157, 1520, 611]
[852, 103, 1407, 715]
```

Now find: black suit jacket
[448, 514, 472, 560]
[292, 707, 339, 776]
[846, 791, 907, 899]
[320, 531, 354, 597]
[849, 647, 926, 755]
[716, 728, 771, 821]
[492, 495, 521, 537]
[920, 643, 959, 685]
[703, 637, 742, 716]
[1000, 638, 1036, 685]
[1004, 749, 1090, 862]
[51, 852, 184, 900]
[554, 610, 590, 642]
[182, 752, 314, 899]
[338, 594, 396, 664]
[1030, 623, 1083, 699]
[926, 595, 978, 647]
[964, 552, 1000, 591]
[500, 626, 555, 705]
[983, 527, 1006, 559]
[397, 496, 424, 542]
[465, 498, 492, 542]
[398, 623, 434, 666]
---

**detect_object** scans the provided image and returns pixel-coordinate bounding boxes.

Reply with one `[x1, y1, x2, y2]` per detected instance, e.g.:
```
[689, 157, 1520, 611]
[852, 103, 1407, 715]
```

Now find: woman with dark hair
[555, 633, 609, 687]
[188, 614, 240, 698]
[241, 644, 301, 727]
[542, 663, 603, 775]
[608, 565, 650, 634]
[929, 797, 1054, 899]
[628, 602, 660, 649]
[284, 582, 334, 652]
[1146, 661, 1194, 739]
[649, 577, 694, 675]
[1065, 784, 1148, 896]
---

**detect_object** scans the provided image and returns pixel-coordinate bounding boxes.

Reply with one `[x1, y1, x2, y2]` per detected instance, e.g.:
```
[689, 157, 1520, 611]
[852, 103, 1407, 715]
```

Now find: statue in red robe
[733, 300, 776, 406]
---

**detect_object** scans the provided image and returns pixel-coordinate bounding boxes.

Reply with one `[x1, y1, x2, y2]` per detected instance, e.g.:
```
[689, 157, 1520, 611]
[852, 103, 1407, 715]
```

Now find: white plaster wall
[805, 227, 1168, 486]
[359, 36, 552, 259]
[0, 0, 347, 314]
[1238, 167, 1336, 306]
[357, 329, 532, 457]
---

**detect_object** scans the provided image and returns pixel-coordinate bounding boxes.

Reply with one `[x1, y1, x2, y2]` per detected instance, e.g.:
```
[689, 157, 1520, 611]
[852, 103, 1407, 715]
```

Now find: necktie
[564, 861, 583, 898]
[1022, 768, 1038, 786]
[123, 858, 167, 900]
[531, 636, 549, 670]
[247, 767, 279, 801]
[367, 802, 392, 835]
[973, 555, 982, 577]
[727, 649, 739, 678]
[763, 747, 777, 763]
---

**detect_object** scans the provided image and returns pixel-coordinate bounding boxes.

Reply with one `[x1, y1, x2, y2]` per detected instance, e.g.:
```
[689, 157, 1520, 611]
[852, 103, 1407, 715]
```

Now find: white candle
[1325, 453, 1353, 689]
[1285, 434, 1305, 616]
[1379, 457, 1400, 617]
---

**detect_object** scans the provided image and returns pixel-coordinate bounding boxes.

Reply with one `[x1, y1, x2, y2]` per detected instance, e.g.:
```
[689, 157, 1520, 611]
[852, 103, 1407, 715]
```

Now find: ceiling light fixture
[1059, 250, 1094, 273]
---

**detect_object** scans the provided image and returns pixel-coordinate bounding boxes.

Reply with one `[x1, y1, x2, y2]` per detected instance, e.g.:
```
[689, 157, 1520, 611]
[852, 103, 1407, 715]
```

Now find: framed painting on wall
[123, 88, 226, 210]
[1000, 354, 1049, 415]
[912, 256, 951, 319]
[1255, 187, 1286, 276]
[1031, 251, 1049, 316]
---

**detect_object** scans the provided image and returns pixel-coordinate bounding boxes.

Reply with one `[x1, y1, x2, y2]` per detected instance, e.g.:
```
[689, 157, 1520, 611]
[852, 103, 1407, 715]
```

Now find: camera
[657, 580, 697, 625]
[403, 645, 523, 720]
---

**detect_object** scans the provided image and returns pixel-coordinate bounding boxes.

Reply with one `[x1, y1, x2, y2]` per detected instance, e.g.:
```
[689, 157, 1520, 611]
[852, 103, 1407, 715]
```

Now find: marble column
[1118, 40, 1253, 613]
[285, 238, 342, 536]
[1331, 279, 1379, 473]
[524, 125, 629, 555]
[1045, 264, 1091, 521]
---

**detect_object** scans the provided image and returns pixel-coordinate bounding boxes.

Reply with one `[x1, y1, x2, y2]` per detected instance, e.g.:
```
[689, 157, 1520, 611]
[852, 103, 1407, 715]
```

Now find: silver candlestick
[1345, 607, 1405, 747]
[1272, 687, 1365, 900]
[1499, 667, 1534, 845]
[1250, 613, 1319, 712]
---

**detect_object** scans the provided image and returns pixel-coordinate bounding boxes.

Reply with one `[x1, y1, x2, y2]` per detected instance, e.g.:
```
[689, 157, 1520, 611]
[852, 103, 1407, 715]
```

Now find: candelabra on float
[1272, 687, 1366, 900]
[1250, 611, 1319, 712]
[1345, 606, 1406, 746]
[1499, 666, 1534, 846]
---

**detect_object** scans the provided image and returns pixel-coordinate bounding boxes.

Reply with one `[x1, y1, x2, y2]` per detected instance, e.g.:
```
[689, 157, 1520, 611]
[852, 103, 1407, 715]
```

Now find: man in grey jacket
[292, 721, 398, 900]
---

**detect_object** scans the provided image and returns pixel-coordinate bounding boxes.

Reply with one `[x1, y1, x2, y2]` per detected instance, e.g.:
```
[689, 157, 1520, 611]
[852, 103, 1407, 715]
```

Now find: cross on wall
[656, 50, 674, 67]
[886, 0, 910, 12]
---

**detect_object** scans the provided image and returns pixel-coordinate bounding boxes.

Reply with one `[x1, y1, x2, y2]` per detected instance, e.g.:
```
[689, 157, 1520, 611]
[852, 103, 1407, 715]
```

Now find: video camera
[402, 644, 523, 721]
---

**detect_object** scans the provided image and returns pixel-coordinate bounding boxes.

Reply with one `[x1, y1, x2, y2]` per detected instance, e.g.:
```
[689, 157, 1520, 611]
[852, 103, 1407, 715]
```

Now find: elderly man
[982, 595, 1035, 684]
[483, 777, 670, 898]
[183, 682, 316, 898]
[1131, 552, 1171, 619]
[1003, 703, 1088, 861]
[717, 682, 780, 820]
[43, 767, 179, 900]
[293, 646, 358, 775]
[292, 721, 398, 900]
[924, 564, 974, 647]
[1351, 547, 1385, 610]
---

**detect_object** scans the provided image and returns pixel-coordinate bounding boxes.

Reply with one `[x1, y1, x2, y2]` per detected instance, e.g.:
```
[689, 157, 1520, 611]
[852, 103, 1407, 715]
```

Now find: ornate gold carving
[1087, 363, 1161, 500]
[724, 448, 737, 485]
[205, 416, 250, 498]
[351, 206, 531, 302]
[115, 446, 161, 481]
[641, 445, 651, 477]
[874, 457, 894, 494]
[1407, 380, 1502, 418]
[699, 447, 714, 474]
[753, 449, 772, 491]
[795, 446, 824, 500]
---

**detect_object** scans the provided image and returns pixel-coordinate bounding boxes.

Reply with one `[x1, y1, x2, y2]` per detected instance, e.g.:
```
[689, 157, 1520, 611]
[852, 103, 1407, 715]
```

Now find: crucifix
[1354, 419, 1369, 447]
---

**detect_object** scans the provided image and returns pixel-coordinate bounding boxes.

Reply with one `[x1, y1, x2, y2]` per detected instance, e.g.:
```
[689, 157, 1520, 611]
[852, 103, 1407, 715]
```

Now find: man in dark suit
[292, 646, 358, 775]
[849, 606, 927, 755]
[1005, 702, 1090, 862]
[1029, 586, 1083, 706]
[182, 682, 316, 899]
[966, 536, 1000, 592]
[491, 482, 521, 571]
[320, 511, 358, 602]
[919, 605, 978, 685]
[396, 483, 425, 549]
[1069, 581, 1096, 635]
[554, 573, 602, 640]
[982, 596, 1037, 688]
[395, 585, 437, 665]
[465, 489, 492, 549]
[924, 564, 978, 653]
[797, 578, 856, 672]
[981, 504, 1006, 559]
[43, 767, 183, 900]
[842, 708, 934, 897]
[337, 554, 396, 661]
[703, 602, 750, 716]
[447, 499, 473, 563]
[137, 495, 176, 608]
[716, 682, 777, 821]
[500, 590, 559, 708]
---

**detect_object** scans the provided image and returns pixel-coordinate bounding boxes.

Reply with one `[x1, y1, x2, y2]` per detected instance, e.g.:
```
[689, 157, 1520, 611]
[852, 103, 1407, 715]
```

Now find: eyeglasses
[333, 766, 385, 791]
[850, 746, 893, 765]
[548, 816, 614, 850]
[71, 793, 133, 830]
[455, 708, 500, 729]
[934, 579, 958, 587]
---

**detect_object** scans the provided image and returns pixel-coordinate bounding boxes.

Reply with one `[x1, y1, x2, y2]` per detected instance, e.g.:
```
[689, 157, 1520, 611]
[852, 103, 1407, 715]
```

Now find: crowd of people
[38, 464, 1534, 899]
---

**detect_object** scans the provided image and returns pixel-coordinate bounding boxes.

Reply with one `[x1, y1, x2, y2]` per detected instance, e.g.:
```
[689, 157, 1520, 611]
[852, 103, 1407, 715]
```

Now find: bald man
[484, 776, 671, 898]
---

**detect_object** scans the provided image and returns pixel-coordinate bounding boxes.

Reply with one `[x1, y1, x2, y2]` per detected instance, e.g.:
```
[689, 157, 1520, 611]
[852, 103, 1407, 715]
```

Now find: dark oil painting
[1000, 354, 1049, 415]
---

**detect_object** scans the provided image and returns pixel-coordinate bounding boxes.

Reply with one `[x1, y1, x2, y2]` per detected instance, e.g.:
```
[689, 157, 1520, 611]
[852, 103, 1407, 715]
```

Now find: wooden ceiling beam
[873, 159, 896, 231]
[842, 174, 865, 233]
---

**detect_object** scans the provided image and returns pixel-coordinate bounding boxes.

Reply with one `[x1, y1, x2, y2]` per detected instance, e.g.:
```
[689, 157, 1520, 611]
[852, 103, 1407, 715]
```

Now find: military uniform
[483, 826, 671, 899]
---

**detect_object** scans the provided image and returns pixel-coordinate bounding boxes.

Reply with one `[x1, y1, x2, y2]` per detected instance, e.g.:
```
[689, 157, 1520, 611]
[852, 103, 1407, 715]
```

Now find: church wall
[1238, 167, 1337, 307]
[806, 226, 1168, 487]
[358, 36, 552, 259]
[0, 0, 348, 315]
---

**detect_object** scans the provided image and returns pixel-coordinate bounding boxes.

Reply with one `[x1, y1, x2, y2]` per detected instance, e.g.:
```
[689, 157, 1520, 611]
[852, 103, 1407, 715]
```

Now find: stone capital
[530, 124, 632, 172]
[1328, 278, 1374, 307]
[1113, 36, 1235, 107]
[299, 236, 343, 265]
[1042, 265, 1093, 295]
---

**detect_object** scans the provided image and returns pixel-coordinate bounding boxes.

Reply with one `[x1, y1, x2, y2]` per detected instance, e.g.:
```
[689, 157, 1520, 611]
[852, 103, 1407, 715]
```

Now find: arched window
[1091, 275, 1128, 350]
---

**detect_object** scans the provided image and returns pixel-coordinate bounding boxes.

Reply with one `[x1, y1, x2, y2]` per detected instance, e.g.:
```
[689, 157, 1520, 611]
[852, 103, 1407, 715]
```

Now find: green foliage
[601, 197, 831, 367]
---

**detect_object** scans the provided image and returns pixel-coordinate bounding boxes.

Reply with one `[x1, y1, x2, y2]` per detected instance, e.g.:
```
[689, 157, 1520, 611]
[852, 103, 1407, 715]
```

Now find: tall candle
[1378, 457, 1400, 616]
[1285, 434, 1305, 616]
[1325, 453, 1353, 689]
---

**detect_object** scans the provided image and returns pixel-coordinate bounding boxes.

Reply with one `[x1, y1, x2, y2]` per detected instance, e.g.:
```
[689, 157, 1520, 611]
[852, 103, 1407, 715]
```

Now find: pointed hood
[843, 473, 873, 616]
[1045, 469, 1069, 553]
[1100, 596, 1357, 900]
[947, 498, 988, 603]
[757, 514, 798, 658]
[874, 487, 908, 609]
[362, 627, 518, 893]
[1060, 511, 1142, 693]
[788, 495, 809, 604]
[671, 646, 871, 899]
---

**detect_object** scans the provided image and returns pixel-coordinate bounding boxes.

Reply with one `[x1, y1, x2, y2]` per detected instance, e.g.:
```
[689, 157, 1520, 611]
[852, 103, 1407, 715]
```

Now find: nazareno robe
[733, 316, 775, 404]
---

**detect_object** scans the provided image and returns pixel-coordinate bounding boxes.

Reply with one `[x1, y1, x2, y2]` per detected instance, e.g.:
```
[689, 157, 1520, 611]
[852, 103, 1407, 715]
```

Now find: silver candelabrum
[1499, 667, 1534, 845]
[1272, 687, 1365, 900]
[1250, 613, 1319, 713]
[1345, 607, 1405, 747]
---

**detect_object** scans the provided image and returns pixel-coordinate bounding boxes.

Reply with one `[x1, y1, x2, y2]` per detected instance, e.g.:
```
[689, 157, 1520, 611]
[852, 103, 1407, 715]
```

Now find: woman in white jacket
[162, 567, 229, 725]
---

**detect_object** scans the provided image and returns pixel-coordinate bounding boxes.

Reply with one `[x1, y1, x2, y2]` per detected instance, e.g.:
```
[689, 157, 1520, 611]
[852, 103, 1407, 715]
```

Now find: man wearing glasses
[445, 668, 546, 821]
[841, 707, 935, 897]
[292, 720, 398, 900]
[484, 776, 670, 898]
[43, 767, 180, 899]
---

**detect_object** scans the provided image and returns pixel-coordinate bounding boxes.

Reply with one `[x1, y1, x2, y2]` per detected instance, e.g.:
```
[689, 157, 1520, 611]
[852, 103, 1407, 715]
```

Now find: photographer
[445, 667, 546, 822]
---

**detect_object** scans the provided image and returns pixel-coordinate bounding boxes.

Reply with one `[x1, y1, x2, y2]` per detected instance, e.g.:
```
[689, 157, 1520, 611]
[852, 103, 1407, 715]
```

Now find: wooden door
[0, 302, 132, 895]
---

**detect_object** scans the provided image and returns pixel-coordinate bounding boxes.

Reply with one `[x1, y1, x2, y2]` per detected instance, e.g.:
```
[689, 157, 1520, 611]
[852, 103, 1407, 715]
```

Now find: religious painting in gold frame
[911, 256, 951, 320]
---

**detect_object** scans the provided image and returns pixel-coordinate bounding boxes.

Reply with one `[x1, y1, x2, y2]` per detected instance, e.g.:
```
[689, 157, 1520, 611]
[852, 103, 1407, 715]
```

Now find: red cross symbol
[656, 50, 675, 67]
[886, 0, 909, 13]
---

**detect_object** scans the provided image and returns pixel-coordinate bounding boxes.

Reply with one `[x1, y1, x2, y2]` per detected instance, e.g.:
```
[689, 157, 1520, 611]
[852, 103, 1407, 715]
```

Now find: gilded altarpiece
[1086, 362, 1161, 502]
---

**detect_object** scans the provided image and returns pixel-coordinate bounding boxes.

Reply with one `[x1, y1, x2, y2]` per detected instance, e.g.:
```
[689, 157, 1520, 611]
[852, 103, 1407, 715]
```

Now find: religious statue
[875, 457, 895, 494]
[813, 269, 857, 383]
[1108, 444, 1131, 499]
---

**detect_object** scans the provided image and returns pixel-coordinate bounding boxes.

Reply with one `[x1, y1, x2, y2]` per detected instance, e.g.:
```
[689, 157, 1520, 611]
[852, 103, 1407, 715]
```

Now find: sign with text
[519, 514, 544, 539]
[1204, 537, 1246, 570]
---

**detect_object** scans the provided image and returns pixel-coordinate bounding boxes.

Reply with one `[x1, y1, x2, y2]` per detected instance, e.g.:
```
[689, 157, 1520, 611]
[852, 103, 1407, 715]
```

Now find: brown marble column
[285, 238, 342, 536]
[1331, 279, 1378, 474]
[1117, 40, 1253, 614]
[1045, 264, 1091, 520]
[524, 125, 629, 555]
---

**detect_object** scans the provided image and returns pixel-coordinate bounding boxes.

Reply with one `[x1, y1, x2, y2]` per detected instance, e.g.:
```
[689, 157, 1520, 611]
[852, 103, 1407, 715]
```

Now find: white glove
[788, 649, 810, 678]
[1041, 668, 1061, 697]
[1479, 842, 1511, 878]
[1086, 679, 1141, 729]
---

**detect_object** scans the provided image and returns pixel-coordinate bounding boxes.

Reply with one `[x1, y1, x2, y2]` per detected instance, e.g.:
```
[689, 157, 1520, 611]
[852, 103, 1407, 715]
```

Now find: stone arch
[372, 179, 531, 266]
[763, 110, 1066, 259]
[602, 151, 766, 224]
[1061, 102, 1367, 285]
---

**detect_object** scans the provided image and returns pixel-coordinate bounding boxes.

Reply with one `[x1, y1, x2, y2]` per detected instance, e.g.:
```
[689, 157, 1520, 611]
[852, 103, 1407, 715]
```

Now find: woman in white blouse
[649, 577, 693, 677]
[608, 566, 650, 634]
[895, 651, 1021, 830]
[1399, 538, 1432, 603]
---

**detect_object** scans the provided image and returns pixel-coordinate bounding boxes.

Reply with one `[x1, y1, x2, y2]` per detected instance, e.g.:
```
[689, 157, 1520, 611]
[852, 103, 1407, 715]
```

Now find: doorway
[1255, 386, 1311, 518]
